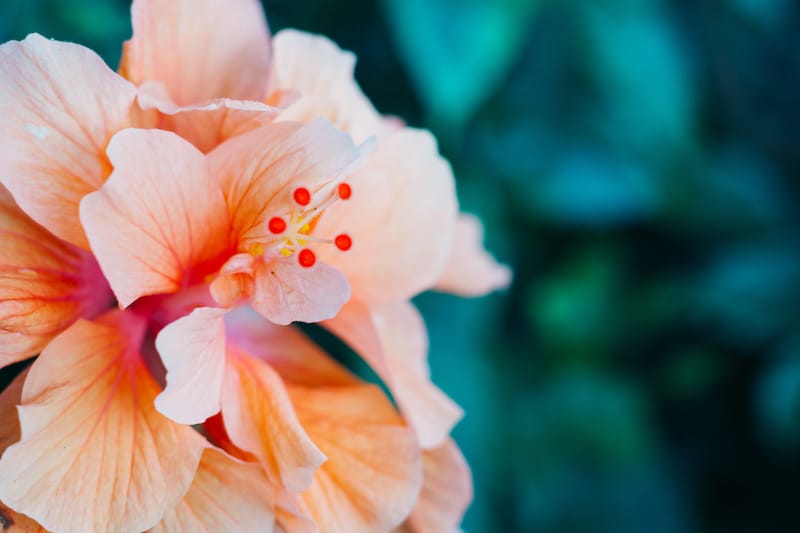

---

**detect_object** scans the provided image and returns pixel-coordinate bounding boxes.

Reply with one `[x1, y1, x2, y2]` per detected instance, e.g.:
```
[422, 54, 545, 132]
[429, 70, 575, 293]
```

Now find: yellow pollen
[300, 223, 311, 234]
[280, 248, 293, 257]
[248, 243, 264, 257]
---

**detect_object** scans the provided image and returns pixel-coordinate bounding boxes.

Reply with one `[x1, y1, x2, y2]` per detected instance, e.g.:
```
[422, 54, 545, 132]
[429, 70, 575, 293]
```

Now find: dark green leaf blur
[1, 1, 799, 531]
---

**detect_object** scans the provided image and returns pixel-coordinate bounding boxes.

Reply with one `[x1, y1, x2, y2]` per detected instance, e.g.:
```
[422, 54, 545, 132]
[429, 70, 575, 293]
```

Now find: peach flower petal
[0, 34, 136, 248]
[272, 30, 382, 145]
[293, 383, 423, 533]
[81, 129, 230, 308]
[250, 258, 350, 326]
[0, 311, 206, 533]
[150, 448, 277, 533]
[316, 128, 457, 303]
[0, 188, 111, 368]
[325, 300, 463, 449]
[137, 81, 281, 153]
[435, 214, 512, 296]
[155, 307, 228, 425]
[208, 119, 362, 246]
[221, 347, 326, 492]
[405, 440, 473, 533]
[121, 0, 271, 106]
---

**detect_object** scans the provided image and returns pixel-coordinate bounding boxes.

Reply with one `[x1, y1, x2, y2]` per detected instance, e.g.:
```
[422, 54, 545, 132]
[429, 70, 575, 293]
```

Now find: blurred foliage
[2, 0, 800, 531]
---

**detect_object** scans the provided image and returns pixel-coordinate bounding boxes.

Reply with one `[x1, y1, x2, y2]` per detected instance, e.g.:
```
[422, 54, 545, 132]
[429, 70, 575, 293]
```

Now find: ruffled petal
[0, 187, 111, 368]
[208, 119, 362, 246]
[325, 300, 463, 449]
[435, 214, 511, 296]
[272, 30, 382, 144]
[121, 0, 271, 106]
[155, 307, 228, 425]
[0, 311, 206, 533]
[0, 34, 136, 248]
[250, 258, 350, 326]
[80, 129, 230, 308]
[150, 448, 276, 533]
[221, 347, 326, 492]
[293, 383, 423, 533]
[137, 81, 280, 153]
[404, 440, 473, 533]
[316, 128, 458, 302]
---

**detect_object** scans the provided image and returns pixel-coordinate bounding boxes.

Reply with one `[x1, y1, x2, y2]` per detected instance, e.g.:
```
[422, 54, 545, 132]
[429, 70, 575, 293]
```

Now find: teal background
[2, 1, 800, 531]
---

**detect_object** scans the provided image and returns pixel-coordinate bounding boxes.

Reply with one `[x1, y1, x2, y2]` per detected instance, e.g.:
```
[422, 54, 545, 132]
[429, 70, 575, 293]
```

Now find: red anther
[298, 248, 316, 268]
[268, 217, 286, 234]
[338, 182, 352, 200]
[334, 234, 352, 251]
[293, 187, 311, 206]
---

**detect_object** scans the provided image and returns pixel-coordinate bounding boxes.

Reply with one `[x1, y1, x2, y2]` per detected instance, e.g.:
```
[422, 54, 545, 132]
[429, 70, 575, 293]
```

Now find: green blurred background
[2, 0, 800, 531]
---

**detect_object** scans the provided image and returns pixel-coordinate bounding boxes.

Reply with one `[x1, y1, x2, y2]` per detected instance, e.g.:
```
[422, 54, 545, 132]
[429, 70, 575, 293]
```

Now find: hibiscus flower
[0, 0, 509, 531]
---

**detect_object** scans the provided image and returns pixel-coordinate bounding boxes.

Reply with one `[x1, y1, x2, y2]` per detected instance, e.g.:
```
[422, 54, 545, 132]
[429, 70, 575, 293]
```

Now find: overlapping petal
[150, 448, 277, 533]
[325, 300, 463, 449]
[435, 214, 512, 296]
[0, 311, 206, 533]
[316, 128, 458, 302]
[81, 128, 230, 307]
[0, 187, 110, 368]
[155, 307, 228, 425]
[136, 81, 281, 154]
[221, 346, 327, 492]
[0, 34, 136, 248]
[272, 30, 382, 145]
[294, 383, 423, 533]
[121, 0, 271, 106]
[403, 440, 473, 533]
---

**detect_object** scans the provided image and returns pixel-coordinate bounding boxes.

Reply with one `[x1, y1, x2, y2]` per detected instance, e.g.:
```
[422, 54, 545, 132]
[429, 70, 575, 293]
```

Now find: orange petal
[0, 369, 27, 454]
[137, 81, 281, 153]
[272, 30, 382, 145]
[0, 187, 111, 368]
[121, 0, 271, 106]
[293, 383, 423, 532]
[0, 501, 47, 533]
[250, 257, 350, 326]
[325, 300, 463, 449]
[208, 119, 362, 246]
[225, 306, 358, 387]
[435, 214, 512, 296]
[0, 34, 136, 248]
[316, 128, 458, 302]
[80, 128, 230, 308]
[155, 307, 228, 425]
[0, 311, 206, 533]
[405, 439, 473, 533]
[221, 347, 326, 492]
[150, 447, 277, 533]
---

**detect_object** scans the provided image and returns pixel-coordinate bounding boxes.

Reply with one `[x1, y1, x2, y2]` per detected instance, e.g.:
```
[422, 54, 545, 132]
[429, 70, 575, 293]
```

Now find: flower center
[247, 184, 352, 268]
